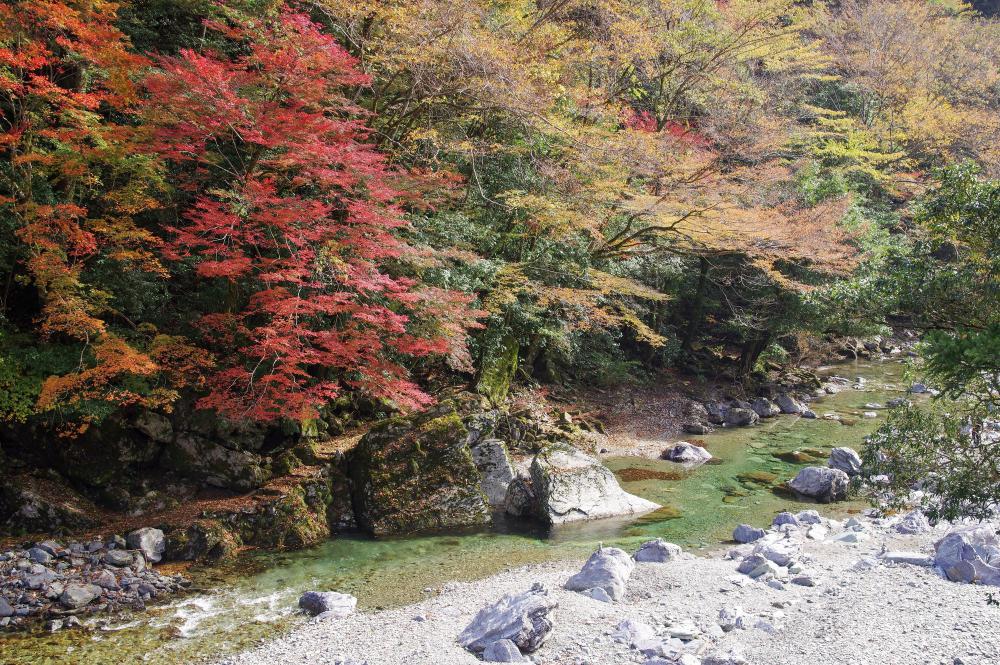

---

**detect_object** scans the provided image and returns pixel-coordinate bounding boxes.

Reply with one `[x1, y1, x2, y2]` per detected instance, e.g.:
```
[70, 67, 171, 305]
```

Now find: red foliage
[145, 7, 479, 422]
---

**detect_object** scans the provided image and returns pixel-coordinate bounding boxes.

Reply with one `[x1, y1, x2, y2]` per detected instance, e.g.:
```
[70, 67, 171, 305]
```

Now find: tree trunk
[681, 257, 709, 352]
[738, 331, 772, 377]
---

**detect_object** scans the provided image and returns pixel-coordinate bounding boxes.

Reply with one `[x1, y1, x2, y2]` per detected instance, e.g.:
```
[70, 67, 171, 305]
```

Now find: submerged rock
[661, 442, 712, 465]
[529, 446, 659, 525]
[458, 584, 558, 654]
[298, 591, 357, 618]
[788, 467, 849, 503]
[565, 546, 635, 601]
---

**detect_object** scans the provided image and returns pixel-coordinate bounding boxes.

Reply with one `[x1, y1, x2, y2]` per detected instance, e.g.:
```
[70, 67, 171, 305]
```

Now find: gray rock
[0, 597, 13, 618]
[724, 408, 759, 427]
[705, 403, 728, 425]
[60, 583, 101, 609]
[772, 512, 799, 528]
[788, 467, 850, 502]
[750, 398, 781, 418]
[103, 550, 133, 567]
[775, 394, 805, 414]
[828, 447, 862, 476]
[633, 538, 682, 563]
[790, 574, 816, 587]
[717, 606, 743, 632]
[298, 591, 357, 617]
[580, 587, 613, 603]
[28, 547, 53, 564]
[91, 569, 118, 589]
[887, 397, 911, 408]
[530, 447, 659, 525]
[36, 540, 63, 556]
[565, 546, 634, 601]
[503, 476, 535, 518]
[457, 584, 558, 654]
[934, 526, 1000, 586]
[127, 528, 166, 564]
[736, 554, 768, 575]
[733, 524, 766, 544]
[795, 509, 822, 525]
[800, 409, 817, 419]
[133, 411, 174, 443]
[483, 639, 527, 662]
[910, 383, 930, 394]
[612, 618, 656, 645]
[471, 439, 517, 507]
[683, 423, 713, 435]
[894, 510, 931, 535]
[661, 442, 712, 465]
[754, 538, 799, 566]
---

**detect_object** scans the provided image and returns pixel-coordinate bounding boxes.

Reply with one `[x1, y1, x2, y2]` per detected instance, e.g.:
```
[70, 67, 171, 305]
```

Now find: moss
[616, 467, 685, 482]
[164, 519, 241, 562]
[476, 335, 518, 404]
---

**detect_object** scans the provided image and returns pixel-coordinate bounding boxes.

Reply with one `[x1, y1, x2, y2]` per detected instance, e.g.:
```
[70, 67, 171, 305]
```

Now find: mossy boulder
[164, 519, 242, 562]
[348, 407, 490, 536]
[160, 434, 271, 491]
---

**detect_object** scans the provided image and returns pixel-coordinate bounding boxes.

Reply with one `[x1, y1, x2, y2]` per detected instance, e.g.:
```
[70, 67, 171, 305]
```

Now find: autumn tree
[145, 7, 479, 421]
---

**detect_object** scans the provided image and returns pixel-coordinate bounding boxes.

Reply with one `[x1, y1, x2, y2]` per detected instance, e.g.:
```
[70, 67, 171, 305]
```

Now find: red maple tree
[145, 7, 478, 422]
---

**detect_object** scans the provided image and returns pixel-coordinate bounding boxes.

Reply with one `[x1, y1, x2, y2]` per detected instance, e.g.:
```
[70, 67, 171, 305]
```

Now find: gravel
[219, 514, 1000, 665]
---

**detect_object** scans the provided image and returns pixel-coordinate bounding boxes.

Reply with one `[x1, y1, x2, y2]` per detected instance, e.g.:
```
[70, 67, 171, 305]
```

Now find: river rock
[683, 423, 713, 435]
[750, 398, 781, 418]
[348, 407, 490, 536]
[613, 618, 656, 645]
[733, 524, 766, 544]
[934, 525, 1000, 586]
[503, 477, 536, 518]
[788, 467, 849, 502]
[661, 442, 712, 465]
[772, 512, 799, 528]
[60, 583, 101, 609]
[801, 409, 817, 419]
[795, 509, 822, 525]
[894, 510, 931, 535]
[736, 554, 767, 575]
[909, 383, 930, 394]
[724, 408, 759, 427]
[828, 447, 862, 476]
[753, 538, 799, 567]
[0, 597, 13, 618]
[127, 528, 166, 563]
[633, 538, 682, 563]
[529, 446, 659, 525]
[298, 591, 357, 618]
[28, 547, 53, 564]
[102, 550, 133, 567]
[565, 546, 635, 601]
[457, 584, 558, 654]
[881, 551, 934, 566]
[775, 394, 805, 414]
[718, 606, 744, 632]
[705, 403, 728, 425]
[471, 439, 517, 507]
[483, 639, 528, 662]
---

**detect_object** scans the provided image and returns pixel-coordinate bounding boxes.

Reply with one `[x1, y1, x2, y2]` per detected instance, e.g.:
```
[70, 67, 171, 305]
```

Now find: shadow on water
[1, 358, 918, 664]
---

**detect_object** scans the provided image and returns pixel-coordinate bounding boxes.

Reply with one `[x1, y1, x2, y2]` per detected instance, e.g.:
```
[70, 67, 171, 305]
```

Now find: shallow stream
[1, 358, 919, 664]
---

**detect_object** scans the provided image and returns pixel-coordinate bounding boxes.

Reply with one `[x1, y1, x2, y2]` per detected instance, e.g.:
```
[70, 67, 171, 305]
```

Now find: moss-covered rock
[164, 519, 242, 562]
[348, 407, 490, 536]
[160, 434, 271, 491]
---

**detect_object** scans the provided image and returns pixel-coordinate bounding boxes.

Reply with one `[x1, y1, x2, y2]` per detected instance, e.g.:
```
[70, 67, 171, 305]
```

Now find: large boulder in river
[471, 438, 516, 507]
[788, 466, 850, 503]
[724, 408, 759, 427]
[348, 407, 490, 536]
[126, 527, 165, 563]
[934, 525, 1000, 586]
[828, 447, 862, 476]
[775, 394, 806, 415]
[661, 441, 712, 465]
[458, 584, 558, 654]
[750, 398, 781, 418]
[565, 546, 635, 601]
[529, 446, 660, 525]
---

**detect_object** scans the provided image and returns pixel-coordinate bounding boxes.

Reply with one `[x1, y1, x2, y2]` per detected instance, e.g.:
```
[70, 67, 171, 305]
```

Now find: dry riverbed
[219, 512, 1000, 665]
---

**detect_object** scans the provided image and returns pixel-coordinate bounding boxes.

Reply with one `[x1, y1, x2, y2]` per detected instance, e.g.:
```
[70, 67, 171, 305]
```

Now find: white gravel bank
[219, 515, 1000, 665]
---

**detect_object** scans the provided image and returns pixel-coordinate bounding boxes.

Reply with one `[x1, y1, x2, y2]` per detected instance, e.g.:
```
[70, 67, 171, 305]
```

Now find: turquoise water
[1, 358, 919, 664]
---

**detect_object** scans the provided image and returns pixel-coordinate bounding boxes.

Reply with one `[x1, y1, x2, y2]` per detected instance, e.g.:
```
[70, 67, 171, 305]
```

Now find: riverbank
[220, 511, 1000, 665]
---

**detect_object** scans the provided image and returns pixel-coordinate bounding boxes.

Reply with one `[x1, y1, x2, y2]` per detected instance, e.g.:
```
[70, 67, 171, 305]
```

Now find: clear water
[0, 358, 919, 664]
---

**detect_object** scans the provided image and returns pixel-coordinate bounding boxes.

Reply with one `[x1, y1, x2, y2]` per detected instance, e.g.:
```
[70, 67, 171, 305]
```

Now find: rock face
[828, 447, 862, 476]
[503, 477, 536, 518]
[750, 398, 781, 418]
[471, 439, 517, 507]
[633, 539, 682, 563]
[724, 408, 759, 427]
[529, 447, 659, 525]
[775, 394, 805, 414]
[788, 467, 850, 503]
[565, 546, 635, 601]
[0, 474, 99, 533]
[457, 584, 558, 654]
[298, 591, 357, 618]
[348, 407, 490, 536]
[127, 528, 166, 563]
[660, 442, 712, 465]
[934, 526, 1000, 586]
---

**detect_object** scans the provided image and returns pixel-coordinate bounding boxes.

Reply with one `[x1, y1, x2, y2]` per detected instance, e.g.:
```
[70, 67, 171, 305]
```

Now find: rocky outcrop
[724, 408, 759, 427]
[348, 407, 490, 536]
[788, 467, 850, 503]
[471, 439, 516, 507]
[934, 525, 1000, 586]
[633, 539, 682, 563]
[565, 546, 635, 601]
[0, 474, 99, 534]
[528, 446, 659, 525]
[750, 398, 781, 418]
[458, 584, 558, 654]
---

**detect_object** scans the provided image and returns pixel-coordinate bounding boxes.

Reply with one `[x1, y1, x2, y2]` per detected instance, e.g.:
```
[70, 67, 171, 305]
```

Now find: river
[0, 357, 919, 664]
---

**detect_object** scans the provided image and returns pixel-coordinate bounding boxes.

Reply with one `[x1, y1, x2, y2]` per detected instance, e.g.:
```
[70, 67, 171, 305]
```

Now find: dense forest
[1, 0, 998, 516]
